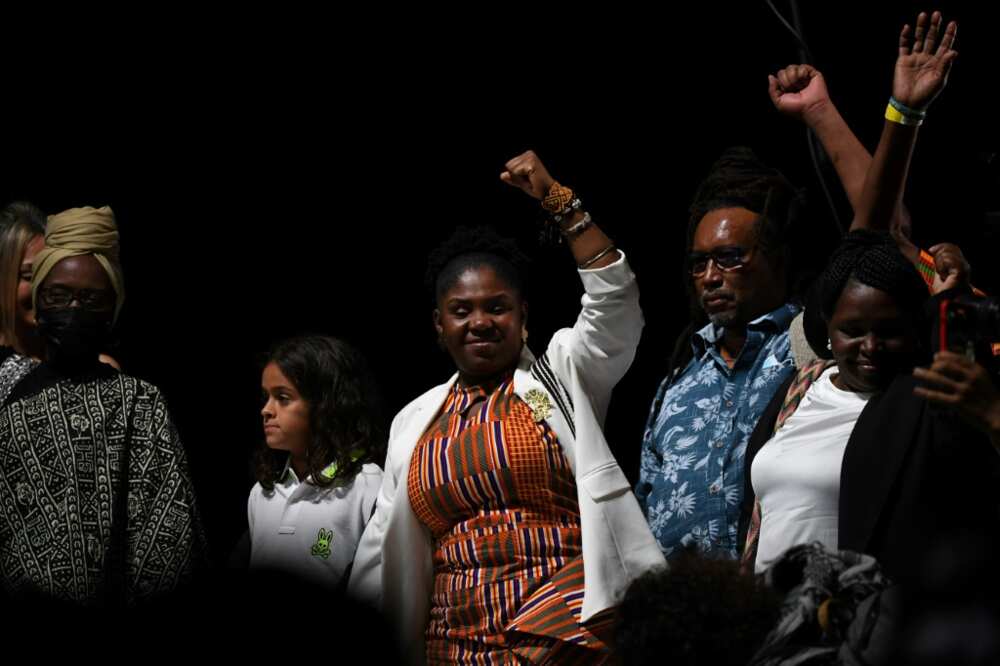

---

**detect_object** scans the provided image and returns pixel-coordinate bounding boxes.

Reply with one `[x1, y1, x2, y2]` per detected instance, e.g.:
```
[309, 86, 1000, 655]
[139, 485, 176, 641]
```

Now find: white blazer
[348, 253, 666, 661]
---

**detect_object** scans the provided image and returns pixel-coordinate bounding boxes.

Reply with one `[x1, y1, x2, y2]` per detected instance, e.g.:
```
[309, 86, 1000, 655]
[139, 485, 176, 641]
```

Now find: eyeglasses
[687, 245, 756, 277]
[37, 286, 115, 311]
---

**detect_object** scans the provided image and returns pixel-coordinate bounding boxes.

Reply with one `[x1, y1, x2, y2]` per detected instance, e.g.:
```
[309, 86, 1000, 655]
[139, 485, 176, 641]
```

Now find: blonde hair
[0, 202, 46, 349]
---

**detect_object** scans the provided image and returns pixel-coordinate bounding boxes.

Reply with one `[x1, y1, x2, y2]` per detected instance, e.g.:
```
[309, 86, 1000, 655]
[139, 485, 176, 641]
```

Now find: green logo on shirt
[311, 528, 333, 559]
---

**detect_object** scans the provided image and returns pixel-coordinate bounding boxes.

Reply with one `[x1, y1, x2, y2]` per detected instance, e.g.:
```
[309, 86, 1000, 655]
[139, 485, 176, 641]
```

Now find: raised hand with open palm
[893, 10, 958, 111]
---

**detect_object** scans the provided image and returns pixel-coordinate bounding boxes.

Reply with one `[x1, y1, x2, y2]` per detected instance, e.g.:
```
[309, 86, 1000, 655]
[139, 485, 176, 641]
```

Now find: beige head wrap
[31, 206, 125, 322]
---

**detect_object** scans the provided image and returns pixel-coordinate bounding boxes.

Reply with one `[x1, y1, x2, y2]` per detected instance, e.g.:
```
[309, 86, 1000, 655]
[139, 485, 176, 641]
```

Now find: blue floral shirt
[638, 303, 800, 559]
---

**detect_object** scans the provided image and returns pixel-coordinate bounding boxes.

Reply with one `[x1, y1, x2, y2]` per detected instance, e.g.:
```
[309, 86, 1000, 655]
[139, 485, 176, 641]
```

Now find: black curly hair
[424, 225, 531, 306]
[666, 147, 811, 383]
[255, 335, 386, 490]
[803, 229, 930, 360]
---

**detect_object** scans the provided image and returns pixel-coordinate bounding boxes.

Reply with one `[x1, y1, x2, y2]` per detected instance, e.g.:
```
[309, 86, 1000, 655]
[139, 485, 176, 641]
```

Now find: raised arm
[500, 151, 642, 408]
[500, 150, 619, 270]
[852, 11, 958, 233]
[770, 43, 971, 289]
[769, 64, 875, 219]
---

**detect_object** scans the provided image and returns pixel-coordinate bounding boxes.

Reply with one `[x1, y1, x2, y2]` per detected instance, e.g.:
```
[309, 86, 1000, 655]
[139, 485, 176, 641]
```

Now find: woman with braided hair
[742, 228, 1000, 582]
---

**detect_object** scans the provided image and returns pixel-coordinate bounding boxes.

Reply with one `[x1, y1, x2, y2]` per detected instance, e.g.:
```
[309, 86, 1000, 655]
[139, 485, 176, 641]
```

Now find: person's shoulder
[109, 375, 181, 428]
[248, 481, 266, 501]
[344, 463, 383, 497]
[111, 372, 166, 396]
[110, 374, 166, 402]
[864, 372, 941, 434]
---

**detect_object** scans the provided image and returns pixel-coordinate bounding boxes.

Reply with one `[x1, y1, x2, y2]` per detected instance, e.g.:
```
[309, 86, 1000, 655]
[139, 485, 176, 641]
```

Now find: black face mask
[36, 307, 113, 370]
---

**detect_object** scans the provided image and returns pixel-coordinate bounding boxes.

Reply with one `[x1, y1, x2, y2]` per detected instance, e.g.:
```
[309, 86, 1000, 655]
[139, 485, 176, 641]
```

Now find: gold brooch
[524, 389, 553, 422]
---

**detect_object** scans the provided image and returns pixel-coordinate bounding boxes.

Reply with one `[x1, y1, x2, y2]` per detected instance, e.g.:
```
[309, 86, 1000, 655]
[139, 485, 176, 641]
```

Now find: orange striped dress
[407, 376, 613, 664]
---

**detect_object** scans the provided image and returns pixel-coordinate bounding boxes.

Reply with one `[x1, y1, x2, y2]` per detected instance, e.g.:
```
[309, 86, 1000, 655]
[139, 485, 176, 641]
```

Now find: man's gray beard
[707, 311, 739, 327]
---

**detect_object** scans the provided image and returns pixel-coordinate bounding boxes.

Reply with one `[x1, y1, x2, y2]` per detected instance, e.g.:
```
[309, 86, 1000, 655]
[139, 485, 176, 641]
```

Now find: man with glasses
[637, 147, 806, 559]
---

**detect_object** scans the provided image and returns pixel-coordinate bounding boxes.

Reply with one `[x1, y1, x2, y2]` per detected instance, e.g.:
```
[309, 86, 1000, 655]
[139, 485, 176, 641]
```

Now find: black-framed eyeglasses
[687, 245, 756, 277]
[37, 286, 114, 311]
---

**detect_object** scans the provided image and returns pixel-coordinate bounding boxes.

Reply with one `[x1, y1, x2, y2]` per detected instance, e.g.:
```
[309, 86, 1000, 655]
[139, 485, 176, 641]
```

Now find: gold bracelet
[579, 244, 616, 269]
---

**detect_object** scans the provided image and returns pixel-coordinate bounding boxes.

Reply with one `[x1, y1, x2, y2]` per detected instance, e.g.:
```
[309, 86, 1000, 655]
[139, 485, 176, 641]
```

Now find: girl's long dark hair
[255, 335, 386, 490]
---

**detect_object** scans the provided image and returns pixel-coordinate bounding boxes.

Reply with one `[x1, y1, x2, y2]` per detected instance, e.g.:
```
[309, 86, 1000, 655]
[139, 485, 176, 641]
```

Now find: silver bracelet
[579, 244, 616, 269]
[560, 211, 593, 239]
[552, 198, 583, 224]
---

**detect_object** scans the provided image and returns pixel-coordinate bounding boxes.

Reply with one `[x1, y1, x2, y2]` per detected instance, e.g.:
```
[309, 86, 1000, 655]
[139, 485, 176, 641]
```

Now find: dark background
[2, 1, 998, 564]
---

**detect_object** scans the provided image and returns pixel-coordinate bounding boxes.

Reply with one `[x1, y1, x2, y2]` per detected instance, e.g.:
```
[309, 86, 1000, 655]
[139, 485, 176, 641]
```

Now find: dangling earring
[826, 338, 832, 351]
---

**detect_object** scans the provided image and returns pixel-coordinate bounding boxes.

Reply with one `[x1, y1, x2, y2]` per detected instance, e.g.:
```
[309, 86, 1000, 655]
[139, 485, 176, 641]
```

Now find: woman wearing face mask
[0, 201, 119, 381]
[0, 205, 207, 606]
[349, 151, 665, 665]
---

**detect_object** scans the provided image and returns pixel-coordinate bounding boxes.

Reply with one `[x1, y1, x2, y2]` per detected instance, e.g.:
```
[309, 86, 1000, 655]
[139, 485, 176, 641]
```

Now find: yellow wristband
[885, 103, 923, 127]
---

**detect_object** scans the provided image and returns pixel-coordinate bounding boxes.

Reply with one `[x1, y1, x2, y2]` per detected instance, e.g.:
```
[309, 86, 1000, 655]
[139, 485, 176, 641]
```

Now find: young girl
[248, 335, 385, 589]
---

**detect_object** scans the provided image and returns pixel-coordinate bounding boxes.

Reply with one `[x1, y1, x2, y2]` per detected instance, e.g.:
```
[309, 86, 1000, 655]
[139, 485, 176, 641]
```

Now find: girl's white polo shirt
[248, 462, 382, 588]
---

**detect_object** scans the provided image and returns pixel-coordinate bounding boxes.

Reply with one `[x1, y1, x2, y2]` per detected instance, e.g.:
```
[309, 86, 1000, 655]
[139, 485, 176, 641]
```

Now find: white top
[248, 461, 382, 588]
[751, 367, 871, 573]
